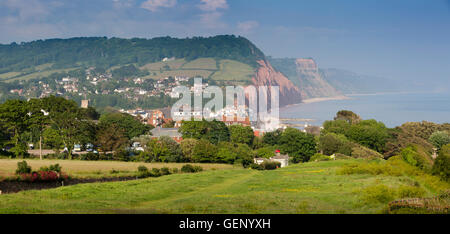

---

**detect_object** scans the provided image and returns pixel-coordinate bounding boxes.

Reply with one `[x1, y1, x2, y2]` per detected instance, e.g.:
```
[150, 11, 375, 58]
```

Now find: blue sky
[0, 0, 449, 90]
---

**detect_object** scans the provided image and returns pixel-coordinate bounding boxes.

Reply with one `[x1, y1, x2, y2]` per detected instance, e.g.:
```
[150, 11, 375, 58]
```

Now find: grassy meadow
[0, 159, 447, 214]
[0, 159, 235, 179]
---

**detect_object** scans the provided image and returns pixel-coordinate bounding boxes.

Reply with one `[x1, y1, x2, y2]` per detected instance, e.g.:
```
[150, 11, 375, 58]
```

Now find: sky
[0, 0, 449, 90]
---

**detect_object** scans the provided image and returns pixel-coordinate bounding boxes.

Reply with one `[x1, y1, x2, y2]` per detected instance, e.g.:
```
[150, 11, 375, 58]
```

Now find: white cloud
[112, 0, 134, 9]
[140, 0, 176, 12]
[198, 0, 228, 12]
[237, 20, 259, 34]
[0, 0, 50, 20]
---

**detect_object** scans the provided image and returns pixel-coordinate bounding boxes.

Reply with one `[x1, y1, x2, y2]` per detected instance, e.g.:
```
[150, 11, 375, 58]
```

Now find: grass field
[139, 58, 254, 81]
[0, 159, 235, 179]
[211, 59, 255, 81]
[0, 159, 447, 214]
[3, 67, 79, 82]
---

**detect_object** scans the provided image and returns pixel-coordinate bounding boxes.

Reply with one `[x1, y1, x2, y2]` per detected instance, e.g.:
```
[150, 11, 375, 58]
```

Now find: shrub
[181, 164, 203, 173]
[151, 168, 161, 177]
[309, 153, 331, 162]
[137, 165, 150, 178]
[400, 145, 433, 172]
[359, 184, 396, 205]
[397, 185, 426, 199]
[39, 164, 62, 173]
[160, 167, 171, 175]
[351, 145, 384, 159]
[261, 161, 281, 170]
[171, 168, 179, 174]
[432, 144, 450, 181]
[15, 161, 31, 174]
[250, 163, 264, 170]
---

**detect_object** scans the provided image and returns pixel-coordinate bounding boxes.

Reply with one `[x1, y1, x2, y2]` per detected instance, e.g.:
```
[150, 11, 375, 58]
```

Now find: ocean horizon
[280, 91, 450, 128]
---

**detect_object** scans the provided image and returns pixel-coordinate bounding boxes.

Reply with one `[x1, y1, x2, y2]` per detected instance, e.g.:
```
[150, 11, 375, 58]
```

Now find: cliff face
[295, 58, 341, 99]
[251, 60, 303, 107]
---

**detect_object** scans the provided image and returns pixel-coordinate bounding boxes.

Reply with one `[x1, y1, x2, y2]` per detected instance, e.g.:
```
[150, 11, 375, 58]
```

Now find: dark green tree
[279, 128, 317, 163]
[229, 125, 254, 146]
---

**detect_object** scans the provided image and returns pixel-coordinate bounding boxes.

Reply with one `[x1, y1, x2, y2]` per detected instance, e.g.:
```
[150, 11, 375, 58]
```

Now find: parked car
[86, 143, 94, 152]
[74, 144, 82, 152]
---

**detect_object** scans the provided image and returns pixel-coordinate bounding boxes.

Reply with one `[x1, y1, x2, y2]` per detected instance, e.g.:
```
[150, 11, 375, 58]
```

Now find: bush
[151, 168, 161, 177]
[160, 167, 171, 175]
[261, 161, 281, 170]
[15, 161, 31, 174]
[309, 153, 331, 162]
[397, 185, 426, 199]
[181, 164, 203, 173]
[400, 145, 433, 172]
[137, 165, 150, 178]
[39, 164, 62, 173]
[250, 163, 264, 170]
[359, 184, 396, 205]
[171, 168, 179, 174]
[432, 144, 450, 181]
[351, 145, 384, 159]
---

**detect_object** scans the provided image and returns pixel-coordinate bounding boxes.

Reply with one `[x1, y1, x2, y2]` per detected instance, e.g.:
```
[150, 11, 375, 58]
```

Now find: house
[270, 152, 290, 168]
[150, 127, 183, 143]
[254, 150, 290, 168]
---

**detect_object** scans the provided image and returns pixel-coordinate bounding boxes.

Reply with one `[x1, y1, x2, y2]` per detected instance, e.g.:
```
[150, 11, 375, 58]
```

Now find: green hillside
[0, 159, 447, 214]
[0, 35, 265, 75]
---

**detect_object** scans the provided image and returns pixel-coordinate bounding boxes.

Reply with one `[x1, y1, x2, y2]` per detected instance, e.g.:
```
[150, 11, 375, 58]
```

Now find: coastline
[302, 95, 351, 104]
[281, 95, 350, 109]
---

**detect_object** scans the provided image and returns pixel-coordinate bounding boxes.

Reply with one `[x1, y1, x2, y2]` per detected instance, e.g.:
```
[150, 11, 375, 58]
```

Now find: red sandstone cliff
[251, 60, 303, 107]
[295, 58, 341, 99]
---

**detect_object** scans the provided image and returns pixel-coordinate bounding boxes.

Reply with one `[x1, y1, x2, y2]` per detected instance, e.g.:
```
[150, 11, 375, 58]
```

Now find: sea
[279, 92, 450, 128]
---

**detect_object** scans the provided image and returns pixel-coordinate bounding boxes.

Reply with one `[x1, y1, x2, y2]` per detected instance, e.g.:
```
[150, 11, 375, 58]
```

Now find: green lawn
[1, 159, 446, 214]
[211, 59, 255, 81]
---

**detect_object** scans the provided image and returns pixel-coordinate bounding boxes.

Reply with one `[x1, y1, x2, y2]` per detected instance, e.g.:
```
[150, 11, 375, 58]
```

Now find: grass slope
[1, 159, 446, 214]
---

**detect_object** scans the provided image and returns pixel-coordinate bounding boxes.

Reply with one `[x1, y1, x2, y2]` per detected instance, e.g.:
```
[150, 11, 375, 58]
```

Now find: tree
[322, 119, 351, 136]
[42, 128, 64, 152]
[27, 98, 49, 160]
[159, 136, 182, 162]
[346, 119, 389, 153]
[229, 125, 254, 146]
[179, 120, 229, 144]
[279, 128, 316, 163]
[43, 96, 84, 159]
[180, 138, 198, 162]
[334, 110, 361, 124]
[318, 133, 353, 156]
[192, 139, 217, 162]
[216, 142, 238, 164]
[142, 138, 170, 162]
[96, 123, 128, 155]
[429, 131, 450, 150]
[0, 99, 30, 157]
[262, 129, 282, 146]
[255, 146, 277, 158]
[99, 113, 151, 139]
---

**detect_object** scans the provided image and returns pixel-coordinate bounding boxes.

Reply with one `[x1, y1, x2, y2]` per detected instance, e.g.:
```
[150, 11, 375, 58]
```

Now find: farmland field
[0, 159, 447, 214]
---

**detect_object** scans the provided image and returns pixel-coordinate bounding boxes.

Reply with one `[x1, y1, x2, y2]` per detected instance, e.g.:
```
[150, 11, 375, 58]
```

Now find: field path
[118, 170, 259, 213]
